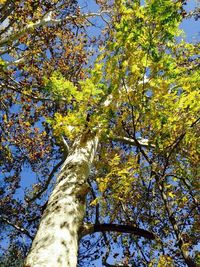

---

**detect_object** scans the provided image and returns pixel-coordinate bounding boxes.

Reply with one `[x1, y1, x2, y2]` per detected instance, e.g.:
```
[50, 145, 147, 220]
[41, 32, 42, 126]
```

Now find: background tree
[0, 0, 199, 266]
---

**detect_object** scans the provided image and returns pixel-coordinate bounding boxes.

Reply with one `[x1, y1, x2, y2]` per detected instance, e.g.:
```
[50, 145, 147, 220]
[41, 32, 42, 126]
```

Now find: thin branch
[135, 241, 150, 265]
[162, 117, 200, 176]
[103, 261, 132, 267]
[102, 232, 112, 267]
[180, 177, 200, 212]
[185, 7, 200, 19]
[87, 178, 100, 224]
[121, 78, 152, 164]
[4, 57, 26, 66]
[0, 81, 55, 102]
[0, 215, 33, 240]
[26, 158, 65, 203]
[155, 174, 197, 267]
[166, 174, 200, 213]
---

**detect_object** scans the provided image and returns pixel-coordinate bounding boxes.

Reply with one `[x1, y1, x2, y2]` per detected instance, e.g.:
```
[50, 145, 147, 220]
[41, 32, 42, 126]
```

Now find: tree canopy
[0, 0, 199, 266]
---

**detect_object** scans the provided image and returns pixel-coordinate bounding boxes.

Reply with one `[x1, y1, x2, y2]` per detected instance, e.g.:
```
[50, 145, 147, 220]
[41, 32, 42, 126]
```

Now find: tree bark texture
[24, 134, 99, 267]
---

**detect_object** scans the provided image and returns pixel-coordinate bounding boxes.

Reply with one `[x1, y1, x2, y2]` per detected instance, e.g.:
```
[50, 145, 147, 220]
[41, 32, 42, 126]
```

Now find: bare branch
[87, 178, 100, 224]
[79, 223, 155, 240]
[110, 135, 155, 148]
[185, 7, 200, 20]
[0, 215, 33, 240]
[26, 158, 65, 203]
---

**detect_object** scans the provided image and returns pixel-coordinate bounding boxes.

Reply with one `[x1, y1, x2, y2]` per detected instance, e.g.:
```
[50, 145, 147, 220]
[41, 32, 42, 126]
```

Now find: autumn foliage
[0, 0, 199, 266]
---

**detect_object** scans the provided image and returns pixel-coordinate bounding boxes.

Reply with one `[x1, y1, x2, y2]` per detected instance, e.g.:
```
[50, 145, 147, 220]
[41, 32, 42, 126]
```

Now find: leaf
[90, 198, 99, 206]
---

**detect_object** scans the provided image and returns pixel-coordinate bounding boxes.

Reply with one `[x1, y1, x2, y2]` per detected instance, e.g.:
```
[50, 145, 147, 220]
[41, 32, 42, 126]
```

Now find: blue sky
[180, 0, 200, 41]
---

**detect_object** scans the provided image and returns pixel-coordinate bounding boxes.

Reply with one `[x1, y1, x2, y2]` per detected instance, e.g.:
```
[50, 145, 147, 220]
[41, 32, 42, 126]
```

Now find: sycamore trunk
[24, 134, 99, 267]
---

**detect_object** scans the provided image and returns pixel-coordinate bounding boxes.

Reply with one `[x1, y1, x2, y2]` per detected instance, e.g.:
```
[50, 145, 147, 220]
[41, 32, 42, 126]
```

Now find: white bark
[0, 11, 110, 48]
[24, 134, 99, 267]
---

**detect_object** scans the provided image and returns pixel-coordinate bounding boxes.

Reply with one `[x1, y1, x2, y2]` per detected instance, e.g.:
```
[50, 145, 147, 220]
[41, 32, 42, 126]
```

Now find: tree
[0, 0, 199, 266]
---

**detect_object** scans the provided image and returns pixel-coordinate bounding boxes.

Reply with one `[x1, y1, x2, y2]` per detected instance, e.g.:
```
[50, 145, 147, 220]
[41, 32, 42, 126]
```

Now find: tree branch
[0, 81, 55, 102]
[79, 223, 155, 240]
[0, 215, 33, 240]
[103, 260, 132, 267]
[155, 174, 197, 267]
[0, 11, 111, 47]
[87, 178, 100, 224]
[26, 158, 65, 203]
[0, 0, 15, 24]
[185, 7, 200, 20]
[110, 135, 155, 148]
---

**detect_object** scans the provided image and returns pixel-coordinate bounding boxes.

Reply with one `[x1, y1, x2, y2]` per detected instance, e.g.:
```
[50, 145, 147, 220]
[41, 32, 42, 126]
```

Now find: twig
[0, 215, 33, 240]
[26, 158, 65, 203]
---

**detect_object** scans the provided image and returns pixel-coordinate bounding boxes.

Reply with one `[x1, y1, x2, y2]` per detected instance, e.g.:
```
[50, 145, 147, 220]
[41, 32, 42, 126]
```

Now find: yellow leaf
[90, 198, 99, 206]
[168, 192, 175, 199]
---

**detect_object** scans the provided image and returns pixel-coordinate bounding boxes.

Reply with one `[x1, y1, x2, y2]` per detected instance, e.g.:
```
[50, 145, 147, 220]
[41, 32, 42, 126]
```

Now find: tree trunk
[24, 133, 99, 267]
